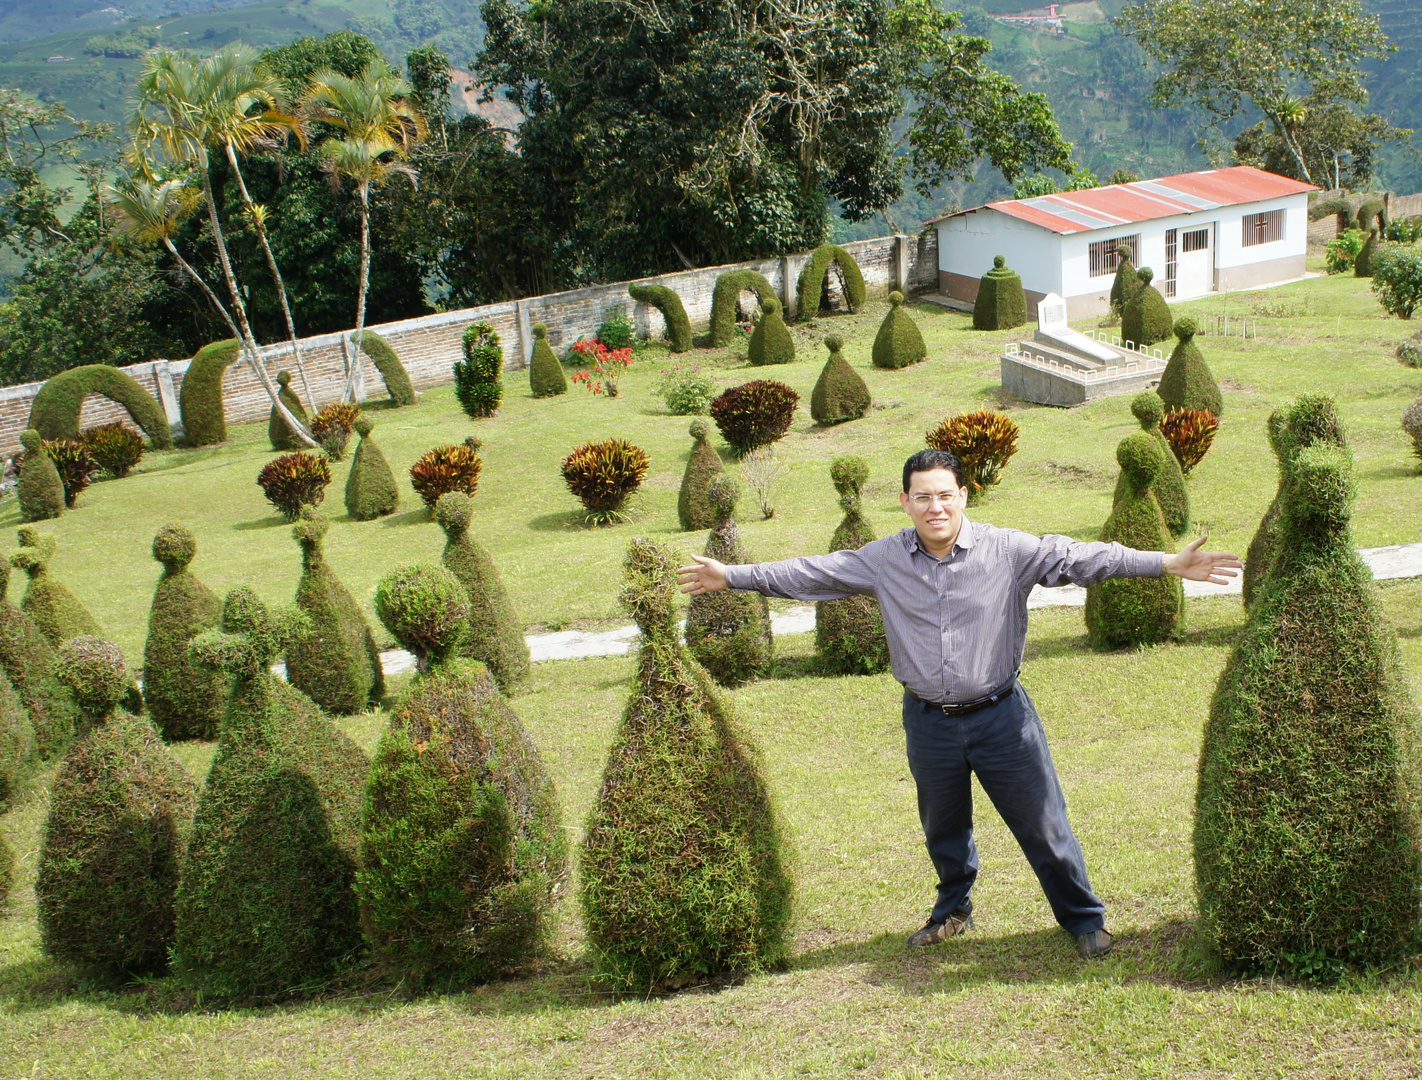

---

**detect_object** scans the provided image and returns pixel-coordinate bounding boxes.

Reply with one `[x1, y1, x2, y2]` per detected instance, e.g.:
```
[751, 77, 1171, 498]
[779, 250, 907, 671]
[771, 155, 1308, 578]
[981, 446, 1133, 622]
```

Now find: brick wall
[0, 233, 938, 457]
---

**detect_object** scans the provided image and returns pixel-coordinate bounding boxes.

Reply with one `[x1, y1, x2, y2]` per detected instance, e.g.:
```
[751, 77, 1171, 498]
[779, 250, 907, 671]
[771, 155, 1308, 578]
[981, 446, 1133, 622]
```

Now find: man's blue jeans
[902, 683, 1106, 935]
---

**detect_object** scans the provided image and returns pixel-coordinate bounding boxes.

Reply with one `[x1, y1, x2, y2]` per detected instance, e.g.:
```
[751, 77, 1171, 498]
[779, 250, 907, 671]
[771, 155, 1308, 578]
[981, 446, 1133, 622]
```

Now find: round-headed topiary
[12, 528, 101, 649]
[344, 417, 399, 521]
[1121, 267, 1174, 347]
[16, 430, 64, 523]
[972, 255, 1028, 331]
[1085, 433, 1183, 648]
[1355, 228, 1378, 278]
[872, 292, 927, 369]
[0, 559, 79, 760]
[528, 323, 568, 398]
[174, 587, 370, 1001]
[811, 334, 871, 425]
[1109, 243, 1142, 317]
[796, 243, 866, 320]
[709, 269, 777, 346]
[1114, 391, 1189, 538]
[267, 371, 309, 452]
[455, 321, 504, 418]
[436, 492, 530, 694]
[685, 477, 773, 686]
[747, 298, 795, 366]
[1158, 317, 1223, 417]
[629, 282, 692, 353]
[815, 457, 889, 675]
[677, 419, 725, 531]
[179, 338, 242, 447]
[0, 670, 32, 804]
[1195, 439, 1422, 977]
[710, 379, 799, 455]
[28, 364, 171, 448]
[355, 331, 416, 406]
[143, 524, 226, 741]
[36, 636, 197, 976]
[581, 537, 792, 989]
[374, 563, 470, 670]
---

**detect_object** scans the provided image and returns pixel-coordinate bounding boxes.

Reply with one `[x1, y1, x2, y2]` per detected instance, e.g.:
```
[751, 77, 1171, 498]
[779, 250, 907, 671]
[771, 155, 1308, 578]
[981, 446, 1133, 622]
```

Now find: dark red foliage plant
[256, 452, 332, 520]
[710, 380, 799, 455]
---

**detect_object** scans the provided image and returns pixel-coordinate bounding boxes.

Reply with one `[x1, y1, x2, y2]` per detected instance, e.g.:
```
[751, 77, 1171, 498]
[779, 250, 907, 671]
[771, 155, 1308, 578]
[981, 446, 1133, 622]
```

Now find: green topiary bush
[12, 528, 102, 649]
[455, 322, 504, 418]
[1109, 243, 1142, 317]
[179, 338, 242, 447]
[528, 323, 567, 398]
[629, 282, 692, 352]
[1354, 228, 1378, 278]
[747, 298, 795, 366]
[710, 380, 799, 455]
[174, 587, 370, 1001]
[1195, 440, 1422, 978]
[36, 438, 98, 509]
[811, 334, 871, 425]
[1085, 433, 1182, 648]
[1121, 268, 1173, 347]
[561, 439, 650, 526]
[286, 510, 384, 716]
[0, 832, 11, 907]
[436, 492, 530, 694]
[360, 563, 565, 984]
[143, 524, 226, 741]
[0, 670, 32, 804]
[81, 422, 145, 478]
[256, 452, 331, 521]
[677, 419, 724, 532]
[410, 441, 482, 516]
[267, 371, 309, 452]
[16, 430, 64, 523]
[815, 457, 889, 676]
[972, 255, 1028, 331]
[0, 559, 79, 759]
[374, 563, 469, 669]
[27, 364, 172, 449]
[581, 537, 792, 990]
[685, 477, 773, 686]
[1114, 392, 1189, 538]
[796, 243, 866, 320]
[36, 636, 196, 976]
[872, 291, 926, 370]
[709, 269, 777, 346]
[1158, 317, 1223, 417]
[355, 331, 416, 406]
[344, 417, 399, 521]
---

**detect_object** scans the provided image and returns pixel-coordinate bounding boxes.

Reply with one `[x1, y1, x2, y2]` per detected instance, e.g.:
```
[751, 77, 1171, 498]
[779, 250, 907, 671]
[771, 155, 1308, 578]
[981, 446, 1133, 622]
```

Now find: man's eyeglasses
[908, 492, 962, 508]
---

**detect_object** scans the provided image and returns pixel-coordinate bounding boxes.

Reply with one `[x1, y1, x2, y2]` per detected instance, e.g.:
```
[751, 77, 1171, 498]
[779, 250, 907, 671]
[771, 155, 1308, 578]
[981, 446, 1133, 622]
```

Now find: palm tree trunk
[344, 180, 372, 404]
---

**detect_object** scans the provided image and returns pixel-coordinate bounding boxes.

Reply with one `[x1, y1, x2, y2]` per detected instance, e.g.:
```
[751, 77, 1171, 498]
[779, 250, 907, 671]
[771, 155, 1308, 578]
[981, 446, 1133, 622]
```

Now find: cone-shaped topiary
[629, 282, 692, 352]
[174, 587, 370, 1001]
[709, 269, 777, 346]
[355, 331, 416, 406]
[28, 364, 171, 448]
[360, 563, 566, 984]
[286, 510, 384, 716]
[1157, 317, 1223, 417]
[0, 670, 31, 803]
[872, 292, 927, 369]
[436, 492, 530, 694]
[580, 537, 793, 989]
[1195, 440, 1422, 976]
[143, 524, 226, 741]
[1121, 267, 1173, 347]
[0, 559, 78, 759]
[972, 255, 1028, 331]
[36, 636, 196, 976]
[1355, 229, 1378, 278]
[810, 334, 872, 425]
[267, 371, 309, 452]
[796, 243, 866, 319]
[685, 477, 773, 685]
[1109, 243, 1142, 316]
[1086, 433, 1183, 648]
[179, 338, 242, 447]
[343, 416, 399, 521]
[12, 529, 101, 649]
[528, 323, 567, 398]
[16, 430, 64, 523]
[677, 419, 724, 532]
[1114, 392, 1190, 538]
[815, 458, 889, 675]
[748, 298, 795, 366]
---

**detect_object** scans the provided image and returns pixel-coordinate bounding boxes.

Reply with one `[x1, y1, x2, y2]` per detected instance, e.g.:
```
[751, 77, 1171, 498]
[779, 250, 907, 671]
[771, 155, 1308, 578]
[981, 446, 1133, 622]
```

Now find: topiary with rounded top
[455, 321, 504, 418]
[972, 255, 1028, 331]
[1114, 391, 1189, 538]
[811, 334, 871, 425]
[12, 528, 102, 649]
[27, 364, 172, 448]
[709, 269, 777, 346]
[0, 559, 79, 760]
[685, 477, 773, 686]
[436, 492, 530, 694]
[629, 282, 692, 352]
[143, 524, 226, 741]
[815, 457, 889, 675]
[0, 670, 32, 804]
[528, 323, 568, 398]
[1121, 267, 1174, 347]
[355, 331, 416, 406]
[179, 338, 242, 447]
[1109, 243, 1142, 316]
[1157, 316, 1223, 417]
[1195, 439, 1422, 977]
[581, 537, 792, 990]
[747, 298, 795, 366]
[710, 380, 799, 455]
[36, 636, 196, 976]
[267, 371, 309, 452]
[872, 291, 927, 369]
[796, 243, 866, 320]
[374, 563, 469, 669]
[174, 587, 370, 1001]
[677, 419, 725, 531]
[16, 430, 64, 523]
[344, 417, 399, 521]
[1085, 433, 1183, 648]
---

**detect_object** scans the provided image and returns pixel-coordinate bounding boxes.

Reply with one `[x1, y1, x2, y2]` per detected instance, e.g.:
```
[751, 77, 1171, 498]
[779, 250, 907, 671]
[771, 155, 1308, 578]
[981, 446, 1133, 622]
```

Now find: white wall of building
[937, 211, 1064, 296]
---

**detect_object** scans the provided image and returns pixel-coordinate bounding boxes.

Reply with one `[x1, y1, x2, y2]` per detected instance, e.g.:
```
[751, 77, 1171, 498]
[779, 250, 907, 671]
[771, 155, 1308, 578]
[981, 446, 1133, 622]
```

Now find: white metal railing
[1003, 346, 1166, 385]
[1081, 328, 1166, 360]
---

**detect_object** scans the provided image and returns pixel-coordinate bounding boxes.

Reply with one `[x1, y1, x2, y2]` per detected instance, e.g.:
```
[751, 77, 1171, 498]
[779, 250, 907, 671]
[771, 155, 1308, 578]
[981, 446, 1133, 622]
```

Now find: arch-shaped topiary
[795, 244, 866, 321]
[628, 282, 692, 353]
[709, 270, 777, 347]
[179, 339, 242, 447]
[28, 365, 172, 449]
[354, 331, 416, 406]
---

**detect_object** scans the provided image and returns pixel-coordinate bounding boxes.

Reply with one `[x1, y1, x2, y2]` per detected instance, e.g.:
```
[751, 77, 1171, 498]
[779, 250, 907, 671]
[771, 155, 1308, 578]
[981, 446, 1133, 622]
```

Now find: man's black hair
[903, 449, 963, 492]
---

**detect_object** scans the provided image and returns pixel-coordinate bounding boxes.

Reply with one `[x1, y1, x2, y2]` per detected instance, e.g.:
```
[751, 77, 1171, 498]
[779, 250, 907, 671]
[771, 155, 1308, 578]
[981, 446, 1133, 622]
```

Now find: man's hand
[677, 554, 729, 595]
[1163, 536, 1243, 584]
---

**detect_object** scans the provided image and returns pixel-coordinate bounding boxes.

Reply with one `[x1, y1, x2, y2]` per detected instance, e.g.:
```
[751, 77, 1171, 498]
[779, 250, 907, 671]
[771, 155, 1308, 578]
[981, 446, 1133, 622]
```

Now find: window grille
[1088, 234, 1141, 277]
[1182, 228, 1209, 252]
[1242, 210, 1284, 247]
[1164, 229, 1177, 298]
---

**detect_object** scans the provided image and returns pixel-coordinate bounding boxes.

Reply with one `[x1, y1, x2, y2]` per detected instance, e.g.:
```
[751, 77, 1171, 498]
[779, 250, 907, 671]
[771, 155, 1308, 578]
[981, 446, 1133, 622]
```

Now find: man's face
[899, 468, 968, 547]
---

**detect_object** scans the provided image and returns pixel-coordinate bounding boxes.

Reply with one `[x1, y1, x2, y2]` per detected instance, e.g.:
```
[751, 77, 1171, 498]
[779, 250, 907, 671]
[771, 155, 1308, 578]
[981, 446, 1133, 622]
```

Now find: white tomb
[1033, 293, 1119, 363]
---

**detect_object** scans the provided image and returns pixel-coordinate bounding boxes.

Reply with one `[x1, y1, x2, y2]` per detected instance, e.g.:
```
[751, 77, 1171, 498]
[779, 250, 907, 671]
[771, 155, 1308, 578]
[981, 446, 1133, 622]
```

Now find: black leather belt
[907, 675, 1018, 716]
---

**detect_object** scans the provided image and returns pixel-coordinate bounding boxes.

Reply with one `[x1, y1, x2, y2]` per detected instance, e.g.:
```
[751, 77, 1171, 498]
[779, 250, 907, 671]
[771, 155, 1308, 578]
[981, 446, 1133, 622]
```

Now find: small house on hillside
[928, 166, 1316, 318]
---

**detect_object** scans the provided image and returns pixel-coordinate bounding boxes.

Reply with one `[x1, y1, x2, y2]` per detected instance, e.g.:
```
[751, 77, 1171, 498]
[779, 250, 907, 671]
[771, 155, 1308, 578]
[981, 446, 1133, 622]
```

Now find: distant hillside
[0, 0, 275, 45]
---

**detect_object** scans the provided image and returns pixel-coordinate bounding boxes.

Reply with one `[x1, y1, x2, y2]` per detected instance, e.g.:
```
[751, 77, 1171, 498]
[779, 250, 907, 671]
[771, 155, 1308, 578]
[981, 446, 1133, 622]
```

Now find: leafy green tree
[1231, 94, 1411, 190]
[1371, 244, 1422, 320]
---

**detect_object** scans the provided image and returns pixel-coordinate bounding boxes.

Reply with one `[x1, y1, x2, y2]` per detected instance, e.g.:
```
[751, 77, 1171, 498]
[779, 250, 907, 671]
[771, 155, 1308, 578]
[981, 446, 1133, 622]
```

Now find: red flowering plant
[569, 338, 635, 397]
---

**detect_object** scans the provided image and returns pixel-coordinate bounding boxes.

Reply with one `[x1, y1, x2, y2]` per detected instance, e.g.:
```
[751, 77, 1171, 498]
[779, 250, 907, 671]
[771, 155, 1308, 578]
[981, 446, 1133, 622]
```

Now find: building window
[1164, 229, 1177, 298]
[1088, 234, 1140, 277]
[1182, 228, 1209, 252]
[1242, 210, 1284, 247]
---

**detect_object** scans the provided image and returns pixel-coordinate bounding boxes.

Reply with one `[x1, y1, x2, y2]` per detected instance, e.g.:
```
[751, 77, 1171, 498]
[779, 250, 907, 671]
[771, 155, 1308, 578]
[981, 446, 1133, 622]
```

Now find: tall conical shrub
[344, 416, 399, 521]
[1109, 243, 1142, 316]
[580, 537, 793, 989]
[972, 256, 1027, 331]
[872, 291, 926, 369]
[16, 429, 63, 523]
[1195, 439, 1422, 976]
[1085, 433, 1182, 648]
[174, 587, 369, 1001]
[267, 371, 308, 452]
[143, 524, 226, 741]
[685, 478, 773, 685]
[436, 492, 530, 694]
[815, 457, 889, 675]
[1113, 392, 1189, 538]
[748, 298, 795, 366]
[12, 528, 101, 648]
[0, 670, 32, 803]
[0, 559, 78, 759]
[1121, 268, 1173, 347]
[360, 563, 566, 984]
[811, 334, 871, 425]
[528, 322, 567, 398]
[1157, 317, 1223, 416]
[36, 637, 196, 976]
[286, 510, 384, 715]
[677, 419, 724, 531]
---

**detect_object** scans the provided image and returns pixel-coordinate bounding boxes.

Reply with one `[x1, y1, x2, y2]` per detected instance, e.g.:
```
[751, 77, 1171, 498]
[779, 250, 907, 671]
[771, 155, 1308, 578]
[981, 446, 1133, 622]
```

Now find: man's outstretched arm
[676, 549, 877, 600]
[678, 553, 728, 594]
[1161, 536, 1242, 584]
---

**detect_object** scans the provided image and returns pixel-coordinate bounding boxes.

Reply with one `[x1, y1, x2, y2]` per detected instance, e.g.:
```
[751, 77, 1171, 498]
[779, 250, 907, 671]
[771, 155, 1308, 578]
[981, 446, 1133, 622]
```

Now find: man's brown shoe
[906, 906, 974, 948]
[1076, 928, 1113, 959]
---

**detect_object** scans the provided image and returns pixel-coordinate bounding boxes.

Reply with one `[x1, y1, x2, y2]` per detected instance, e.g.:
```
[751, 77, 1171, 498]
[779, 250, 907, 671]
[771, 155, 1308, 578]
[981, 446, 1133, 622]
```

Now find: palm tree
[302, 58, 425, 402]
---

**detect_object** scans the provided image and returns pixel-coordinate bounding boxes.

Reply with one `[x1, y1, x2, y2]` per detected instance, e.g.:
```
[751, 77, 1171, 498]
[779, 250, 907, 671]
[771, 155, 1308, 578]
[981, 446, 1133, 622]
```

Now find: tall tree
[1231, 93, 1411, 190]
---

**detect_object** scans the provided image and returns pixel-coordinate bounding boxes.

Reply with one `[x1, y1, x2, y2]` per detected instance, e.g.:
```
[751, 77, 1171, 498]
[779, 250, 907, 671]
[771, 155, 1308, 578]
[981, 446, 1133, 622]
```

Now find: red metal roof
[926, 166, 1318, 234]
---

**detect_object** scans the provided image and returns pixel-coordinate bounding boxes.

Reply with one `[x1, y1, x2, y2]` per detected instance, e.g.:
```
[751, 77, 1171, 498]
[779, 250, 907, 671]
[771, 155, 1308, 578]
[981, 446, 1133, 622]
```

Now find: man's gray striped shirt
[722, 517, 1163, 703]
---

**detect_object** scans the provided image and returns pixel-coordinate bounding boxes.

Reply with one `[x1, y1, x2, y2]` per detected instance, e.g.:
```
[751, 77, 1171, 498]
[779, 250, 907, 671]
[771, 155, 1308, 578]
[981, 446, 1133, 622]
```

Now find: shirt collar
[902, 514, 975, 557]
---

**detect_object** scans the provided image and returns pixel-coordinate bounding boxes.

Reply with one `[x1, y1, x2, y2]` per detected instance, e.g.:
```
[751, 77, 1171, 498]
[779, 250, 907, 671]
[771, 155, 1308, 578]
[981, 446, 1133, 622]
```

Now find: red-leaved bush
[1160, 407, 1220, 475]
[710, 380, 799, 455]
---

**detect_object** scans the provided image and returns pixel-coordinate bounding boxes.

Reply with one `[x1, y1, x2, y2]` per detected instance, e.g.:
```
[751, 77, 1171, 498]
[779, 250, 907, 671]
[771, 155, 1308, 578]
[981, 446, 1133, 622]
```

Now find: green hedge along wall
[28, 366, 172, 449]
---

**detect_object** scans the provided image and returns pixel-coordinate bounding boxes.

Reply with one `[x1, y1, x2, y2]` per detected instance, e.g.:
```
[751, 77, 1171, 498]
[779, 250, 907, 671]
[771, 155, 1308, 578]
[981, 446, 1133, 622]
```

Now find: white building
[928, 166, 1316, 319]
